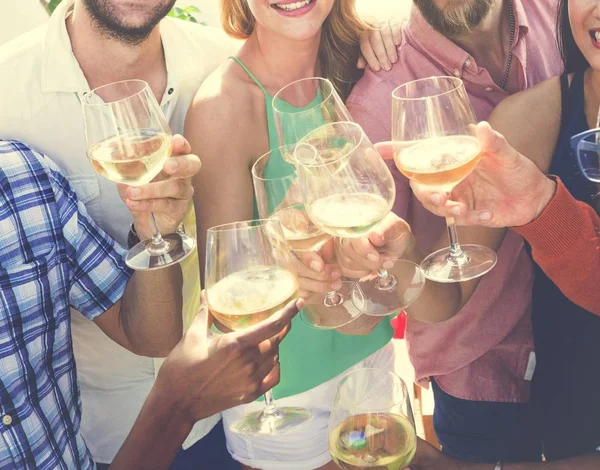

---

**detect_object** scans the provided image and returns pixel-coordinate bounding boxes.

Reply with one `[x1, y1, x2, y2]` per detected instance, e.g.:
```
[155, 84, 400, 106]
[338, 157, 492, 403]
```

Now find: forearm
[514, 178, 600, 315]
[120, 265, 184, 356]
[110, 384, 193, 470]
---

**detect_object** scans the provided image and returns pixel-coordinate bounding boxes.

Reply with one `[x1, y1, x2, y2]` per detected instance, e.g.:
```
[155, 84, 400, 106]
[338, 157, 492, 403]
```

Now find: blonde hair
[220, 0, 369, 100]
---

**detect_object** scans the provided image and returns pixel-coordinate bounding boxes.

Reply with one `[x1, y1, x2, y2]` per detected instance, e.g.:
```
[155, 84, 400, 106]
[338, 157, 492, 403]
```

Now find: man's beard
[82, 0, 176, 45]
[414, 0, 494, 38]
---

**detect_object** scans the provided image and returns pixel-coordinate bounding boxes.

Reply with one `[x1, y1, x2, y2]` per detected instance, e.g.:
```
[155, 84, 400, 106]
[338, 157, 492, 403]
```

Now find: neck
[68, 2, 167, 98]
[452, 0, 509, 66]
[244, 25, 321, 91]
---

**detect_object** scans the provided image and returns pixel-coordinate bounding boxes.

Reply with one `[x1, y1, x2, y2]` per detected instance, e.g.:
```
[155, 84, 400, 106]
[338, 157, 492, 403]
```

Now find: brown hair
[220, 0, 368, 100]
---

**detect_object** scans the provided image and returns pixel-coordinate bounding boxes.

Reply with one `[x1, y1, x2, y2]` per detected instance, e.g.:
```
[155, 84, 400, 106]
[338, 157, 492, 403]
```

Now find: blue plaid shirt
[0, 141, 132, 469]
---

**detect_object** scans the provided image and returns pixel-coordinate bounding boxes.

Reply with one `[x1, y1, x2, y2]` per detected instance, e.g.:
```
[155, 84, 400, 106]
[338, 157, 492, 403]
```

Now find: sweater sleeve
[514, 177, 600, 315]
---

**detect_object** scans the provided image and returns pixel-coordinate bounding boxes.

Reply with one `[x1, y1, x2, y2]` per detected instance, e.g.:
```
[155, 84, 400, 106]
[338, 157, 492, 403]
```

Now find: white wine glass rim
[336, 367, 408, 409]
[251, 146, 297, 182]
[392, 75, 464, 101]
[207, 218, 283, 233]
[294, 121, 364, 169]
[82, 79, 151, 107]
[272, 77, 335, 115]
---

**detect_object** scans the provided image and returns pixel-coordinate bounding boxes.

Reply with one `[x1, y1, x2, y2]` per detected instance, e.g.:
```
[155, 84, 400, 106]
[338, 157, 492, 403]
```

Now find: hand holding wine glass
[82, 79, 195, 270]
[118, 134, 201, 239]
[408, 122, 557, 228]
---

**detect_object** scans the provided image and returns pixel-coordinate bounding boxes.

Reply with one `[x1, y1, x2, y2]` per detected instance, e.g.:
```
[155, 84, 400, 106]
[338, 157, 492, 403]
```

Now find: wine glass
[82, 79, 195, 270]
[391, 76, 497, 283]
[204, 219, 312, 435]
[329, 368, 417, 469]
[272, 77, 353, 150]
[294, 122, 426, 317]
[252, 145, 365, 330]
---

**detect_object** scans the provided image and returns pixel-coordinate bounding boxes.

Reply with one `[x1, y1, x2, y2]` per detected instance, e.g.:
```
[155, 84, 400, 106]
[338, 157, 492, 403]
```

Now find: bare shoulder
[489, 77, 562, 171]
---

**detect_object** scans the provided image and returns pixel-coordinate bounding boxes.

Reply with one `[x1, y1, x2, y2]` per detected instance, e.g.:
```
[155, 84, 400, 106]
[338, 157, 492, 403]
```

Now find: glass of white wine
[82, 79, 195, 270]
[205, 219, 312, 435]
[252, 145, 365, 330]
[294, 121, 425, 317]
[392, 76, 497, 283]
[329, 368, 416, 469]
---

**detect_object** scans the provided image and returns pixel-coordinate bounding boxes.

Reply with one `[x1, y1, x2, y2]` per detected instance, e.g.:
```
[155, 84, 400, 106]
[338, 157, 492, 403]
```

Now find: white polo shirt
[0, 0, 238, 463]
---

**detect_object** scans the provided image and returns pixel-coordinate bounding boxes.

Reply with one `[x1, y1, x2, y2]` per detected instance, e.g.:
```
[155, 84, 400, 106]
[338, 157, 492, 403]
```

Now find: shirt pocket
[65, 173, 100, 205]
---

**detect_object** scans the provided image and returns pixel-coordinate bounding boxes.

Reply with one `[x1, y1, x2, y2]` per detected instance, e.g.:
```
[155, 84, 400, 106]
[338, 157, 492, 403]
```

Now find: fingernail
[367, 253, 379, 262]
[332, 280, 342, 290]
[431, 193, 441, 205]
[452, 206, 462, 216]
[129, 188, 141, 198]
[165, 160, 178, 172]
[373, 65, 381, 72]
[128, 200, 139, 207]
[331, 270, 341, 279]
[479, 211, 492, 222]
[383, 260, 394, 270]
[383, 62, 391, 71]
[310, 261, 322, 272]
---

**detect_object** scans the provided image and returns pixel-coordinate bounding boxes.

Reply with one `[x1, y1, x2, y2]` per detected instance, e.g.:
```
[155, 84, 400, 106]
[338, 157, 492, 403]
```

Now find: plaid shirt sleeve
[44, 156, 133, 320]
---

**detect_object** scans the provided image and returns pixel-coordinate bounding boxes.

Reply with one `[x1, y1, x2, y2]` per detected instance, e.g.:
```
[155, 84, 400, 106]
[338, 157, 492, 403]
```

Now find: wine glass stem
[324, 291, 343, 307]
[445, 217, 466, 261]
[259, 390, 283, 422]
[147, 212, 170, 255]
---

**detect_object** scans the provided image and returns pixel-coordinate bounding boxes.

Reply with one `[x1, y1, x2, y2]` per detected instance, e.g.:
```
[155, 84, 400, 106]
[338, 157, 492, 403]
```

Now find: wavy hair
[220, 0, 368, 100]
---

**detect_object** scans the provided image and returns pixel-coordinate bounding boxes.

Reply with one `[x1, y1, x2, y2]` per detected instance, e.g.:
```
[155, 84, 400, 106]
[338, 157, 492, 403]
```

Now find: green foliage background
[42, 0, 207, 24]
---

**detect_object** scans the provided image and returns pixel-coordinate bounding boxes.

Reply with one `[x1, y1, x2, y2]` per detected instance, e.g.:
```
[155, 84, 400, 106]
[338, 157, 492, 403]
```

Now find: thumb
[476, 121, 519, 166]
[171, 134, 192, 156]
[370, 214, 410, 247]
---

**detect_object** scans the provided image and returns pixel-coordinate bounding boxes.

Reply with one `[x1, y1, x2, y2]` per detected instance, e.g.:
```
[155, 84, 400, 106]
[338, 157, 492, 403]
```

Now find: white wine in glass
[82, 79, 195, 271]
[392, 76, 497, 283]
[329, 369, 417, 469]
[205, 219, 312, 435]
[295, 122, 425, 317]
[252, 146, 365, 330]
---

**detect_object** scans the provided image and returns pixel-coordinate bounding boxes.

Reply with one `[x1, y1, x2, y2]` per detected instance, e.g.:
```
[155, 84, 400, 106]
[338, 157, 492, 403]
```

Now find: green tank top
[231, 57, 394, 400]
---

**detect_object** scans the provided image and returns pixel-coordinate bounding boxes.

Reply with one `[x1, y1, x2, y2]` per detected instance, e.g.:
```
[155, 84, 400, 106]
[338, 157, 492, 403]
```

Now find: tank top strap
[229, 56, 280, 151]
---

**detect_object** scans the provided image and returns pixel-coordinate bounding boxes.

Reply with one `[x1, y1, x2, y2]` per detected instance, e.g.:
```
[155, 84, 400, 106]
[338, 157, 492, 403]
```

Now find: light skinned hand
[410, 122, 556, 228]
[119, 134, 201, 239]
[293, 238, 343, 296]
[335, 213, 416, 277]
[154, 296, 304, 427]
[357, 18, 403, 71]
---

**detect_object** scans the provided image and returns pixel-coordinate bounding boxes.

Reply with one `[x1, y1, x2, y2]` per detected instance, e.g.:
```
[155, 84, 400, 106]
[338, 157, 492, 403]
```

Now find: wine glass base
[126, 233, 196, 271]
[421, 244, 497, 283]
[300, 281, 365, 329]
[229, 407, 312, 435]
[361, 261, 426, 317]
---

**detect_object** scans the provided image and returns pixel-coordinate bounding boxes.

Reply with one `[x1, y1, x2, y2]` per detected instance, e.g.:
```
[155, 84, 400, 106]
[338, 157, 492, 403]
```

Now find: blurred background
[0, 0, 411, 45]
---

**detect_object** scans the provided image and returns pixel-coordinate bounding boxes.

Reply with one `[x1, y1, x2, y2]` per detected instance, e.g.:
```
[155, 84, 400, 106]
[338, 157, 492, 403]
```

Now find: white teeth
[595, 31, 600, 42]
[275, 0, 311, 11]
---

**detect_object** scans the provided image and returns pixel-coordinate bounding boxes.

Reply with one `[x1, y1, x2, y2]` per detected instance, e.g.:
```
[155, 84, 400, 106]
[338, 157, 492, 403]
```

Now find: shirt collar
[41, 0, 181, 104]
[405, 2, 530, 77]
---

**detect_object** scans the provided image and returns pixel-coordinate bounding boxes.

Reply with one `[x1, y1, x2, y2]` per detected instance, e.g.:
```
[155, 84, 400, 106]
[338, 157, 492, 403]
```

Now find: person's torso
[0, 147, 94, 470]
[0, 2, 238, 460]
[530, 70, 600, 461]
[229, 57, 394, 400]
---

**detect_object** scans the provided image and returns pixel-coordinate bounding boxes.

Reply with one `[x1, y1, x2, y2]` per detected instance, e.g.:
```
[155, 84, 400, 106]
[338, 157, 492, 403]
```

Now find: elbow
[129, 330, 182, 358]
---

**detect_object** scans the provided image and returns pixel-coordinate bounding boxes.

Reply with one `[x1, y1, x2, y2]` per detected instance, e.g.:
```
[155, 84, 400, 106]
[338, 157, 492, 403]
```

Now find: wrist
[530, 175, 557, 223]
[151, 368, 196, 432]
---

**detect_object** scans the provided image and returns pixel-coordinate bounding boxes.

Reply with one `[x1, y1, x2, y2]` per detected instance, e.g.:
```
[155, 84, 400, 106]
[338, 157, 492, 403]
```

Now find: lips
[590, 29, 600, 49]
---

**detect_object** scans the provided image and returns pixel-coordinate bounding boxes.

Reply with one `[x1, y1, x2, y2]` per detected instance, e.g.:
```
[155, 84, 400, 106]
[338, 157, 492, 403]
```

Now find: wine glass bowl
[329, 368, 416, 470]
[82, 79, 195, 271]
[392, 76, 497, 283]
